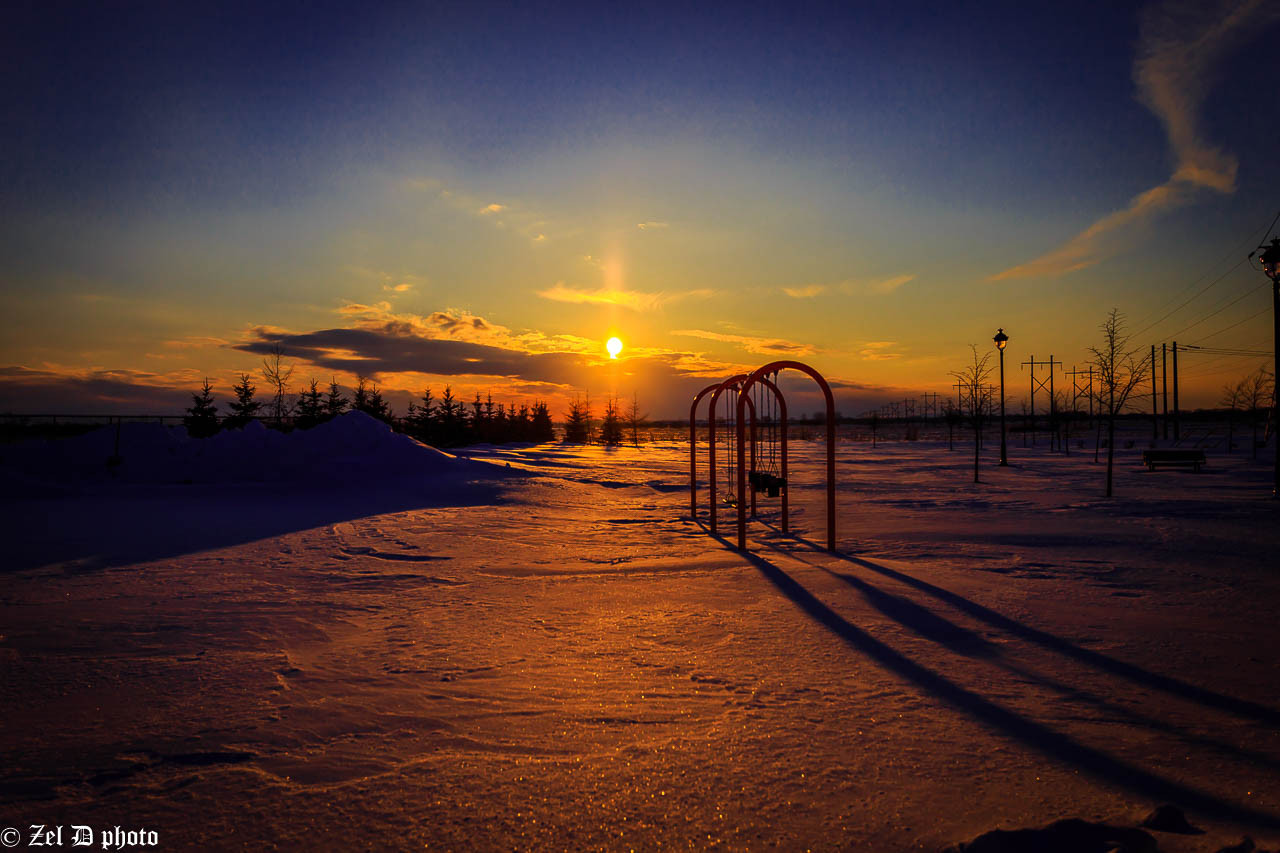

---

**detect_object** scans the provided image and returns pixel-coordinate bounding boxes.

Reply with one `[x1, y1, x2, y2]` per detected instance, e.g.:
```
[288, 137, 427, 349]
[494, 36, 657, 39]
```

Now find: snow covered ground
[2, 417, 1279, 851]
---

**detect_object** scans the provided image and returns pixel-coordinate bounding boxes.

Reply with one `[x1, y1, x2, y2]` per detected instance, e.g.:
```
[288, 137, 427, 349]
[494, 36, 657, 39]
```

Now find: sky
[1, 0, 1277, 420]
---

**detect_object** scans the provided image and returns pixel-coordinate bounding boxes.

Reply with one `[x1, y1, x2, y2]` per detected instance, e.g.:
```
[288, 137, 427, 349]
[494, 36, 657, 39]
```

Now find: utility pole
[1047, 355, 1061, 451]
[1150, 344, 1159, 446]
[1066, 365, 1094, 454]
[1161, 343, 1169, 440]
[1023, 354, 1037, 446]
[1172, 340, 1180, 443]
[1021, 355, 1061, 450]
[921, 391, 939, 421]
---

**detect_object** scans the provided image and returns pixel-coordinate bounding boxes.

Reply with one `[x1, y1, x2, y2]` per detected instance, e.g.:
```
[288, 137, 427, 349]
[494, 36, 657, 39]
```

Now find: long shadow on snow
[748, 519, 1280, 728]
[714, 534, 1280, 829]
[1, 476, 519, 575]
[793, 532, 1280, 728]
[760, 540, 1280, 776]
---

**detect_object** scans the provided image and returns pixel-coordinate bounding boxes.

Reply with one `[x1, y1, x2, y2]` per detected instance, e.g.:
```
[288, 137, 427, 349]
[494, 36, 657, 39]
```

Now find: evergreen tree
[409, 387, 435, 441]
[601, 396, 624, 447]
[563, 395, 590, 443]
[365, 384, 392, 422]
[470, 392, 485, 442]
[352, 375, 371, 414]
[184, 378, 221, 438]
[438, 385, 461, 445]
[532, 401, 555, 443]
[296, 378, 325, 429]
[226, 373, 262, 428]
[324, 378, 349, 419]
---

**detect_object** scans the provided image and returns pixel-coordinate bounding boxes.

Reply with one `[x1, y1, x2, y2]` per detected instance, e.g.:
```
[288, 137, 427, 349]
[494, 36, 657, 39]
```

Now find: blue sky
[1, 0, 1276, 417]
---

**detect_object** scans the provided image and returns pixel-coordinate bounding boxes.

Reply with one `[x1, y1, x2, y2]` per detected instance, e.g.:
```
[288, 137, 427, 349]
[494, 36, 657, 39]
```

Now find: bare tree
[950, 345, 995, 484]
[1089, 309, 1152, 497]
[260, 344, 295, 424]
[626, 393, 647, 447]
[1220, 378, 1245, 454]
[1240, 366, 1274, 459]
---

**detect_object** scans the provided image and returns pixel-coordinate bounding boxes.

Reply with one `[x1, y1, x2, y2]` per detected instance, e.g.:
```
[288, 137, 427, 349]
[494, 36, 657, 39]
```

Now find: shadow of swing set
[688, 360, 837, 553]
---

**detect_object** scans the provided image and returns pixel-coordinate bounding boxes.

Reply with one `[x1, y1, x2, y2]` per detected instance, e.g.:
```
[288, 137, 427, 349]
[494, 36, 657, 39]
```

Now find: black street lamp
[1259, 238, 1280, 497]
[994, 328, 1009, 466]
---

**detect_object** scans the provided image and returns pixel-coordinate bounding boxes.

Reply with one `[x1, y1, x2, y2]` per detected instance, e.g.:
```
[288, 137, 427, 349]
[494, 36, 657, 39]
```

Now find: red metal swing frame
[736, 361, 836, 552]
[689, 373, 788, 534]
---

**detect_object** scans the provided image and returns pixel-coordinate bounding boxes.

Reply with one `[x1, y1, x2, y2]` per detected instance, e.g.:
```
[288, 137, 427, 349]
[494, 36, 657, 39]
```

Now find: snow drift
[1, 411, 486, 485]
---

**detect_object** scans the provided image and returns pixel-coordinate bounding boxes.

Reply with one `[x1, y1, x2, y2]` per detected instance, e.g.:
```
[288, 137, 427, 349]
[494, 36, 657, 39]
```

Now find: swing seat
[748, 471, 786, 497]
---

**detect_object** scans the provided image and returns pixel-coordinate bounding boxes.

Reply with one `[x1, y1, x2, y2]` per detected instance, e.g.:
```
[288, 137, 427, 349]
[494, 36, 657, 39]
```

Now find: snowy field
[3, 414, 1280, 851]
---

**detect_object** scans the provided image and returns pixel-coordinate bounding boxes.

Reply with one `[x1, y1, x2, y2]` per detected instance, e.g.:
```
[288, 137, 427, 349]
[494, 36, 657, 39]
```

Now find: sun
[606, 336, 623, 359]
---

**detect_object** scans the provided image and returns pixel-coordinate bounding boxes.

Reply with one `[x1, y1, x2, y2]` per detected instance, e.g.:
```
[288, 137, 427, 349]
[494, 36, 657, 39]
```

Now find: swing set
[688, 360, 837, 552]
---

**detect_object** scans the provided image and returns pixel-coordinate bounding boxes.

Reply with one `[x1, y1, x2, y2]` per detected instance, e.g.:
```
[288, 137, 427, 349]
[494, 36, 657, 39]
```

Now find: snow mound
[1, 411, 480, 485]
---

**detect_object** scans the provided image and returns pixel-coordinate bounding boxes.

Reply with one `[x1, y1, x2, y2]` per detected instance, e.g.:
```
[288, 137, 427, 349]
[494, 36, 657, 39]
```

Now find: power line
[1131, 208, 1279, 341]
[1159, 279, 1270, 341]
[1189, 305, 1271, 344]
[1180, 345, 1270, 356]
[1131, 257, 1249, 339]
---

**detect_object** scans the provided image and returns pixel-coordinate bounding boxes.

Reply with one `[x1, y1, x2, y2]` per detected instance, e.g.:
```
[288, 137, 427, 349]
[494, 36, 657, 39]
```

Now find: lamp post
[1258, 238, 1280, 497]
[994, 328, 1009, 466]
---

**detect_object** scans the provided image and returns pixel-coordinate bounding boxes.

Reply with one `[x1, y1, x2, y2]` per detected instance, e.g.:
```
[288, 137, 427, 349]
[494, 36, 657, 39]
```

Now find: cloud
[478, 203, 506, 215]
[858, 341, 903, 361]
[670, 329, 817, 357]
[383, 282, 414, 293]
[836, 274, 915, 295]
[0, 365, 202, 414]
[782, 285, 826, 299]
[537, 283, 713, 312]
[636, 221, 669, 230]
[163, 336, 230, 349]
[991, 0, 1278, 281]
[867, 274, 914, 294]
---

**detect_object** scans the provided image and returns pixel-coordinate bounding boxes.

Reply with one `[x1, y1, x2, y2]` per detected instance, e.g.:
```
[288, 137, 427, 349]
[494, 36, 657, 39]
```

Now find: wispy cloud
[670, 329, 816, 357]
[991, 0, 1278, 281]
[636, 221, 669, 230]
[163, 336, 230, 349]
[383, 282, 414, 293]
[782, 284, 826, 299]
[836, 273, 915, 295]
[478, 203, 506, 215]
[537, 283, 713, 312]
[858, 340, 902, 361]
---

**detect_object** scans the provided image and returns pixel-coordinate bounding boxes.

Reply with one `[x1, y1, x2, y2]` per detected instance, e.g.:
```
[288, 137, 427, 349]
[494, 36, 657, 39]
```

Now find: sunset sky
[2, 0, 1277, 419]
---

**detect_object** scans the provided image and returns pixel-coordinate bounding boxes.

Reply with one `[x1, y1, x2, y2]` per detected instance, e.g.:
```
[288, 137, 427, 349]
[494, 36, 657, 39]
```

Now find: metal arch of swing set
[688, 372, 787, 534]
[688, 374, 756, 529]
[736, 360, 836, 552]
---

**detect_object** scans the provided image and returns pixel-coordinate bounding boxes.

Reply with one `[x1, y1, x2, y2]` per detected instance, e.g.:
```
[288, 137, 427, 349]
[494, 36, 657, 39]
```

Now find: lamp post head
[993, 328, 1008, 351]
[1260, 238, 1280, 283]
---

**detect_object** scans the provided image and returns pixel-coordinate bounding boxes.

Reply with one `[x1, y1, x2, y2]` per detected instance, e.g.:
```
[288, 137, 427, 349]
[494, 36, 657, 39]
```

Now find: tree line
[183, 346, 648, 448]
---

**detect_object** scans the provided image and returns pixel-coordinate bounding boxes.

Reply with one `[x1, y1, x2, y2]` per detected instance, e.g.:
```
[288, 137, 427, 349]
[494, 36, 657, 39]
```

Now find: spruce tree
[438, 385, 460, 446]
[365, 384, 392, 423]
[184, 378, 221, 438]
[352, 375, 371, 414]
[410, 387, 435, 441]
[563, 396, 589, 443]
[296, 378, 325, 429]
[470, 393, 485, 442]
[324, 378, 349, 420]
[532, 401, 555, 443]
[601, 396, 623, 447]
[226, 373, 262, 428]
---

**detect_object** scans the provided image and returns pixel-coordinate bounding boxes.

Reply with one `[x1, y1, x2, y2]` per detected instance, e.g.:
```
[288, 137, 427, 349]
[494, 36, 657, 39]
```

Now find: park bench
[1142, 449, 1206, 472]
